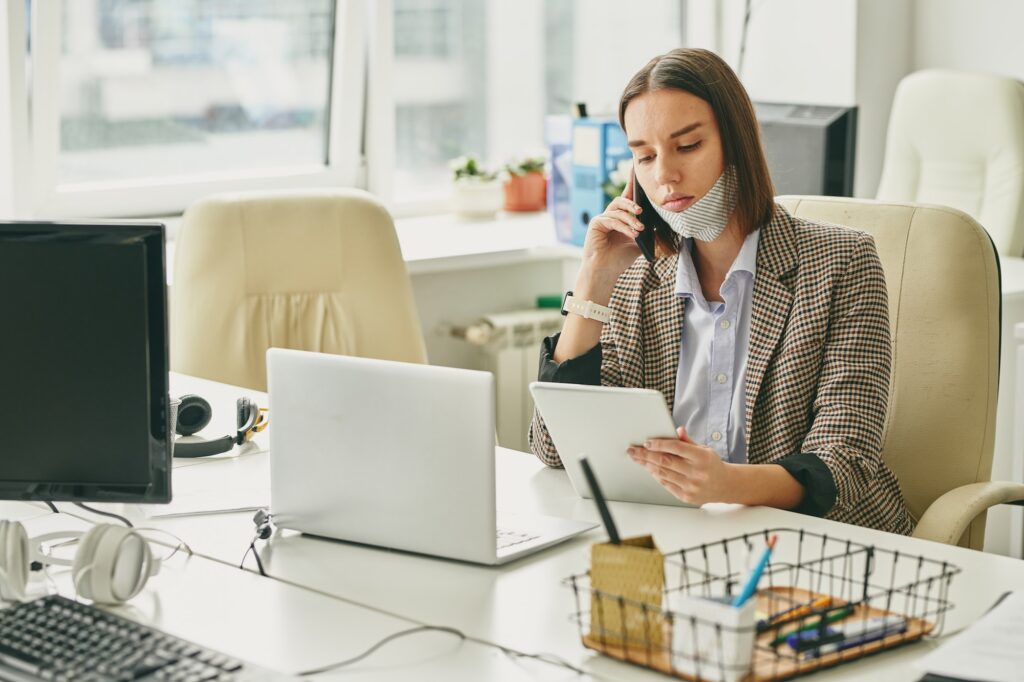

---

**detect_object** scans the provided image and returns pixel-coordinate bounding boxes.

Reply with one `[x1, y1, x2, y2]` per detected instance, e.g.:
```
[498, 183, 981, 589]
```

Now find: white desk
[72, 373, 1024, 682]
[2, 505, 592, 681]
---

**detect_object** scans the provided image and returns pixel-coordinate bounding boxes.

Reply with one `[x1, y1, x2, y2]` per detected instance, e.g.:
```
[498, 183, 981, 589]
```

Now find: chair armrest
[913, 481, 1024, 546]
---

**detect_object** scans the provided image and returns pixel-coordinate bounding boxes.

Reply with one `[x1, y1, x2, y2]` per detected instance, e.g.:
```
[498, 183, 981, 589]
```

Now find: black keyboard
[0, 595, 296, 681]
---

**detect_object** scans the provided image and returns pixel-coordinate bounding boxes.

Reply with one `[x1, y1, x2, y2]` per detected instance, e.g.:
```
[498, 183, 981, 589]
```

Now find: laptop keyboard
[496, 528, 540, 551]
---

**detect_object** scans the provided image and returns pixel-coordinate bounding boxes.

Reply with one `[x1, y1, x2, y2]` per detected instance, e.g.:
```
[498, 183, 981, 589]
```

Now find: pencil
[580, 458, 620, 545]
[764, 596, 835, 628]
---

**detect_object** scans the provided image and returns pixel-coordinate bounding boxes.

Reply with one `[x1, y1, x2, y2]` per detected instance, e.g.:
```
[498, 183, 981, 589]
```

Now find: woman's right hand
[580, 170, 646, 287]
[554, 170, 646, 363]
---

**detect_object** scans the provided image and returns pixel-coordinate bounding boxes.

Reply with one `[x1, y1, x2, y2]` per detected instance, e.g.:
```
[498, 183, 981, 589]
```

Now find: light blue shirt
[672, 229, 760, 464]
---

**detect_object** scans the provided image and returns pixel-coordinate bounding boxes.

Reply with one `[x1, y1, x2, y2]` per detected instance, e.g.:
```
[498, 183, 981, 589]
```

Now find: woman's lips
[661, 196, 695, 211]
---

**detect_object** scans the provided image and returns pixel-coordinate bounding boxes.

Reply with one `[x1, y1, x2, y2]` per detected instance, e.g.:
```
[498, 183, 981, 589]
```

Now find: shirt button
[716, 373, 728, 384]
[711, 431, 723, 442]
[720, 319, 731, 330]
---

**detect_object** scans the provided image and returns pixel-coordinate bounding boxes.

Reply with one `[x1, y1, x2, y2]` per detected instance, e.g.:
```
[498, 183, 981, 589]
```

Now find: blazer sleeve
[799, 231, 892, 518]
[527, 324, 625, 467]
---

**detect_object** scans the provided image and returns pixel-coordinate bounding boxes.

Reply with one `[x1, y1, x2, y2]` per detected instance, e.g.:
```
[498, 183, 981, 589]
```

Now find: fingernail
[644, 440, 652, 449]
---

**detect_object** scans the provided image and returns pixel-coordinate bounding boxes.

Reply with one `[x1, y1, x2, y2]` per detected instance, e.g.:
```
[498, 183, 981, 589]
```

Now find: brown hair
[618, 48, 775, 255]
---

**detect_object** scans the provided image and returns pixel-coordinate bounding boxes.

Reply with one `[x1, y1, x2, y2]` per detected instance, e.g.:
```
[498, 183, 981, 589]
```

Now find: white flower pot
[451, 179, 503, 219]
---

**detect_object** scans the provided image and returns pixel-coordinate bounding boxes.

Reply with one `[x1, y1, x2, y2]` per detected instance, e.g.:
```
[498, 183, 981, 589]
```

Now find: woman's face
[623, 88, 725, 211]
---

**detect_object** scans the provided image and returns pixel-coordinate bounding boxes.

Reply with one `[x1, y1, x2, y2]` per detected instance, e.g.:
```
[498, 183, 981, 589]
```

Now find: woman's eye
[679, 141, 702, 152]
[637, 155, 654, 164]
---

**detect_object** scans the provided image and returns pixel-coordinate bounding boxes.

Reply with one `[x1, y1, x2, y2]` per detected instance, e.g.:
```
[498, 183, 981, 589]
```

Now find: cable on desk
[240, 537, 267, 576]
[45, 501, 59, 514]
[73, 502, 133, 527]
[299, 626, 465, 675]
[296, 624, 584, 677]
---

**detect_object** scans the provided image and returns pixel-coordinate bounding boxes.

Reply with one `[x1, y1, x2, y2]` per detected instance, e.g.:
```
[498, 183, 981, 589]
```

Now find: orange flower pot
[503, 172, 547, 212]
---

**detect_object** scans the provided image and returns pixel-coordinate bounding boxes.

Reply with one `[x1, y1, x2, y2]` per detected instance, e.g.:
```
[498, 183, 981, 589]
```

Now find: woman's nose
[653, 157, 681, 186]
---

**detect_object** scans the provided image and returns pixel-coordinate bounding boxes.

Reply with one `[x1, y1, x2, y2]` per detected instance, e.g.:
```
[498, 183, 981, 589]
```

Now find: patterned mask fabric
[651, 165, 738, 242]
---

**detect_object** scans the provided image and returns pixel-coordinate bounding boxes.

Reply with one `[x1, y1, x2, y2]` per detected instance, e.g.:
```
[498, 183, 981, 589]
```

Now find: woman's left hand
[628, 426, 735, 505]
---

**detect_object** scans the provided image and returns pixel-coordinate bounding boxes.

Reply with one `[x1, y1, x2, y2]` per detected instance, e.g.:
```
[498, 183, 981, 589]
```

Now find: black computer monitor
[0, 222, 170, 503]
[754, 102, 857, 197]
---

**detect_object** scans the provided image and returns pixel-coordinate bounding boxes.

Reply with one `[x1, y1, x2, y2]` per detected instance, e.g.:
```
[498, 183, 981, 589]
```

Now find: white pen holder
[669, 594, 756, 682]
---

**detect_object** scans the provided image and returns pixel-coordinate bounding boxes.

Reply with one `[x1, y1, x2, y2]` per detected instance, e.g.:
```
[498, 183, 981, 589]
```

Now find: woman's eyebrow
[628, 122, 704, 148]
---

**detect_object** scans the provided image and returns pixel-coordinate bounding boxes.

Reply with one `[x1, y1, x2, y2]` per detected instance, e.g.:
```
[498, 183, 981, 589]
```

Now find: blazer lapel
[640, 255, 684, 408]
[745, 206, 799, 442]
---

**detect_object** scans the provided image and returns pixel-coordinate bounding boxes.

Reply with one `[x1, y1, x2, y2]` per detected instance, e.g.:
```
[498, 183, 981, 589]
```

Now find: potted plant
[502, 155, 547, 212]
[601, 159, 633, 206]
[450, 156, 503, 219]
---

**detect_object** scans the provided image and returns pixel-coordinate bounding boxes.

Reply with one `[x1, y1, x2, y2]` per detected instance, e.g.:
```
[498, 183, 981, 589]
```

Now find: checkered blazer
[529, 203, 914, 535]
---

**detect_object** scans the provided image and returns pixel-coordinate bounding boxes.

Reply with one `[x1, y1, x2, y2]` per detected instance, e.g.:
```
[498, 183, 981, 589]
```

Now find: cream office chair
[875, 69, 1024, 257]
[779, 196, 1024, 549]
[171, 188, 427, 391]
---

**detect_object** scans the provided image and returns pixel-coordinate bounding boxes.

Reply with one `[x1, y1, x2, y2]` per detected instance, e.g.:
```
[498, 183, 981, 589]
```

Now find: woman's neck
[691, 214, 745, 302]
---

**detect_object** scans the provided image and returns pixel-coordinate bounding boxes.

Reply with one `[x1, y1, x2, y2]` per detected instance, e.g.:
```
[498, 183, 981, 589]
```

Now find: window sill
[164, 210, 582, 284]
[394, 211, 582, 275]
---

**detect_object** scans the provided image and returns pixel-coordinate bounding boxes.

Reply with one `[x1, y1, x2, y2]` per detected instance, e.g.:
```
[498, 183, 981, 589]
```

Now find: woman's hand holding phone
[580, 169, 647, 291]
[554, 170, 646, 363]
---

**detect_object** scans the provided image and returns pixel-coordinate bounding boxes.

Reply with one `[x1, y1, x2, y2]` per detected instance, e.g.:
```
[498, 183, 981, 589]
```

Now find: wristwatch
[560, 291, 612, 323]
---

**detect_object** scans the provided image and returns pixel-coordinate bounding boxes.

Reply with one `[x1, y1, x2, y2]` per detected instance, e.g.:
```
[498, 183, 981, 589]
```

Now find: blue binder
[568, 118, 632, 247]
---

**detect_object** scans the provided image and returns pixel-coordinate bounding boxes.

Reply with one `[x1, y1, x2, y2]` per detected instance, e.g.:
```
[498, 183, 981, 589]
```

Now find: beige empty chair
[171, 188, 427, 391]
[779, 196, 1024, 549]
[876, 69, 1024, 256]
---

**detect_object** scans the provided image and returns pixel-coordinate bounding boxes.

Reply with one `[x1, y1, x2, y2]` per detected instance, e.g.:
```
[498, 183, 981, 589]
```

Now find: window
[58, 0, 334, 185]
[3, 0, 365, 220]
[0, 0, 687, 221]
[386, 0, 685, 211]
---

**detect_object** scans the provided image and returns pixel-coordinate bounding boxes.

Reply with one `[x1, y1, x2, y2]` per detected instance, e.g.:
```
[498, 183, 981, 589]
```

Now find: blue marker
[732, 534, 777, 607]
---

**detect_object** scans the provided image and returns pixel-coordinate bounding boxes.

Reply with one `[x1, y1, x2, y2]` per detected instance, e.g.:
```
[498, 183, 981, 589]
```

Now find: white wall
[854, 0, 913, 198]
[699, 0, 915, 198]
[718, 0, 858, 107]
[486, 0, 545, 165]
[571, 0, 686, 118]
[914, 0, 1024, 79]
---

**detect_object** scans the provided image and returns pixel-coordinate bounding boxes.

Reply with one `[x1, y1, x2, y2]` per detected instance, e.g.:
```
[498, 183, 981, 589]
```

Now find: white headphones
[0, 520, 159, 604]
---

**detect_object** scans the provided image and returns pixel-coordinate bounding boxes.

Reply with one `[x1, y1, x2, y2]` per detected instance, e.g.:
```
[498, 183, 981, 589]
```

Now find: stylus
[580, 458, 621, 545]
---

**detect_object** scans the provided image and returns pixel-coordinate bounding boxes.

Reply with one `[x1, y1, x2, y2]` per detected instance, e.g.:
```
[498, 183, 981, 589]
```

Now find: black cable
[44, 501, 58, 514]
[296, 624, 584, 677]
[490, 644, 584, 675]
[737, 0, 753, 77]
[299, 626, 464, 676]
[240, 537, 267, 577]
[73, 502, 133, 527]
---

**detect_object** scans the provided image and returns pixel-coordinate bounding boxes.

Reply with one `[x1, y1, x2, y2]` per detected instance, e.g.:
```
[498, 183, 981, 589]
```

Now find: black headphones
[173, 395, 268, 458]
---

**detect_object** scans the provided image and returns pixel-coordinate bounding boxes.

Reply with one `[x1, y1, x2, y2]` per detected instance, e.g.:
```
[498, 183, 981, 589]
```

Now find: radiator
[457, 309, 564, 451]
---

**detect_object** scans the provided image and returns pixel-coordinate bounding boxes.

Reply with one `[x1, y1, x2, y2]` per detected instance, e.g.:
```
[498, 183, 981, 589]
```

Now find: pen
[760, 595, 835, 630]
[579, 458, 621, 545]
[797, 616, 907, 659]
[769, 605, 856, 647]
[731, 534, 777, 607]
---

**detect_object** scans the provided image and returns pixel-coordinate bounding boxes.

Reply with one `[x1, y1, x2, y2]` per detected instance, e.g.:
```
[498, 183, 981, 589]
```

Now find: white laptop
[266, 348, 596, 565]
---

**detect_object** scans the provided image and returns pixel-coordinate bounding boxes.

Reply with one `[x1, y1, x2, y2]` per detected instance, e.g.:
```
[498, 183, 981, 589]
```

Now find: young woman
[529, 48, 912, 535]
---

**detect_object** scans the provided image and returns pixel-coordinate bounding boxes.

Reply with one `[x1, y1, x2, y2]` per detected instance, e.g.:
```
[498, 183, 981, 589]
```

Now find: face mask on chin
[651, 165, 738, 242]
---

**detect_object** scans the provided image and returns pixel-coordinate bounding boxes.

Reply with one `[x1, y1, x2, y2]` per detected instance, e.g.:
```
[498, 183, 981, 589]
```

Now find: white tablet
[529, 382, 695, 507]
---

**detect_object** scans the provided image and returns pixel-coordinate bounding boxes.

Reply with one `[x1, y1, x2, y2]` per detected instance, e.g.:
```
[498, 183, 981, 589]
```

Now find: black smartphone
[632, 178, 659, 263]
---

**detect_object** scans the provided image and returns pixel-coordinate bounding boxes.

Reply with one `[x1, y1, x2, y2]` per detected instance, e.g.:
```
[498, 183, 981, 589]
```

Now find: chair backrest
[777, 196, 1000, 538]
[171, 188, 427, 391]
[875, 69, 1024, 257]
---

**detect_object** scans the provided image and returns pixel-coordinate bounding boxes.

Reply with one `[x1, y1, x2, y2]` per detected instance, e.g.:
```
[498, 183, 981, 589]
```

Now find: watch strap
[561, 293, 611, 323]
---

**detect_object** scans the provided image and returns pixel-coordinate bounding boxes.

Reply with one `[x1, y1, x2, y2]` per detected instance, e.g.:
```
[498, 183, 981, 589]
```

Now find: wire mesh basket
[565, 528, 960, 682]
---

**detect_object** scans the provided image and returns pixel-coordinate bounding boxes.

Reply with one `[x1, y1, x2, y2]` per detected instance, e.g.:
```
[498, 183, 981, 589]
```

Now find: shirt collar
[674, 228, 760, 299]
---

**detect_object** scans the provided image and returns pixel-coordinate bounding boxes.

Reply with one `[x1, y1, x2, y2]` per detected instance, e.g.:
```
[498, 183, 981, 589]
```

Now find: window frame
[7, 0, 367, 220]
